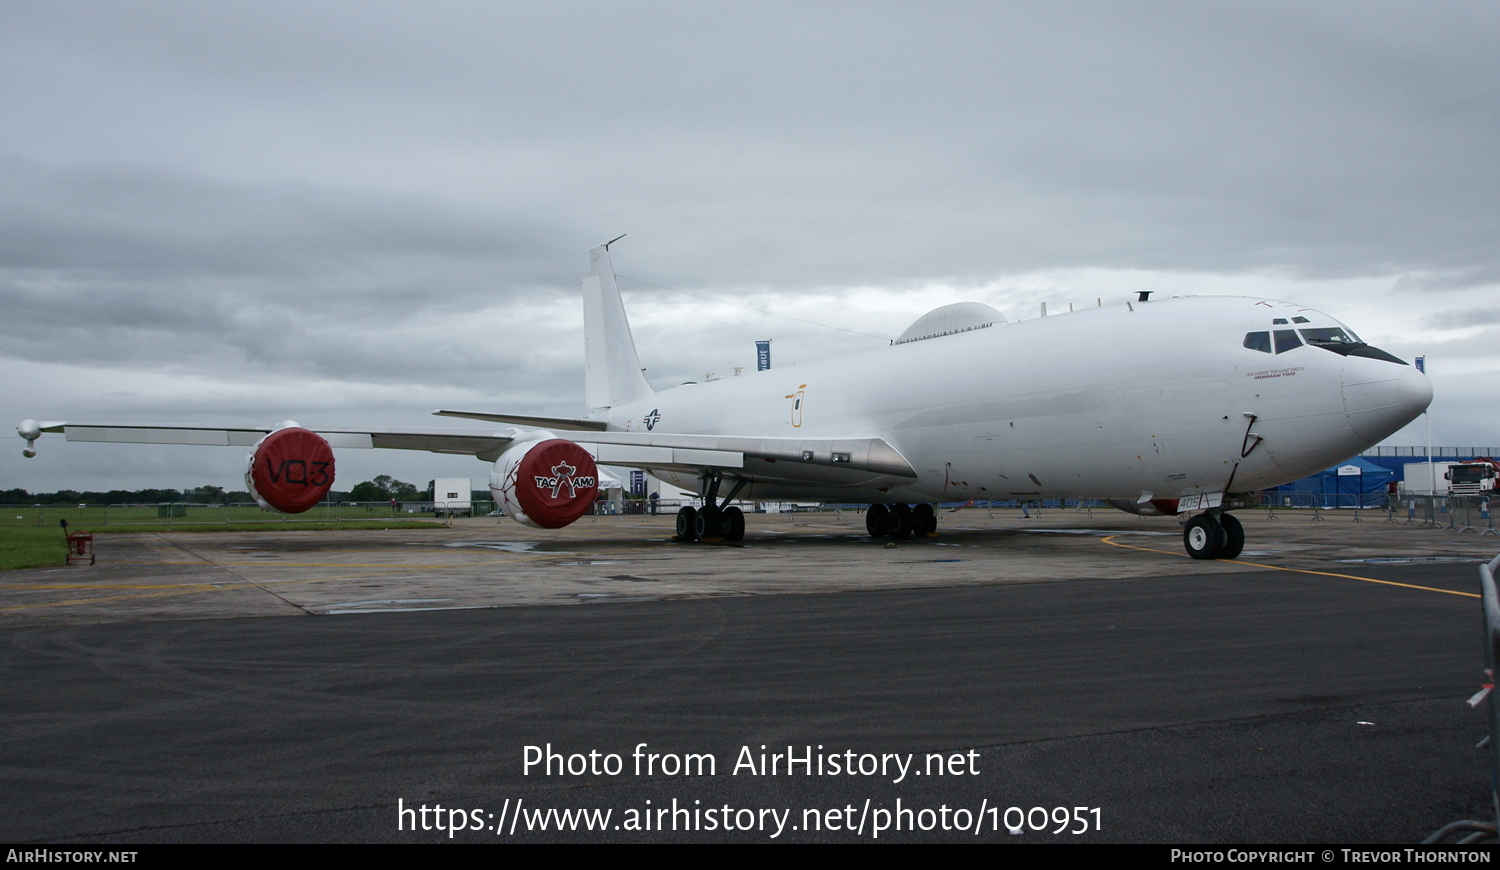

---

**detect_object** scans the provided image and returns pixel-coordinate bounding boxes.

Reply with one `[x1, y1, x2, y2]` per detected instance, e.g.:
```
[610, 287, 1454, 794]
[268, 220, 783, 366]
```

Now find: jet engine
[1107, 497, 1180, 517]
[491, 437, 599, 529]
[245, 426, 336, 513]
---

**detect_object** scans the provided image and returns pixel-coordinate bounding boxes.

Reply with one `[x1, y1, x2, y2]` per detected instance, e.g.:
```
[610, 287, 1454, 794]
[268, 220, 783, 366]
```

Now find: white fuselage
[607, 296, 1431, 504]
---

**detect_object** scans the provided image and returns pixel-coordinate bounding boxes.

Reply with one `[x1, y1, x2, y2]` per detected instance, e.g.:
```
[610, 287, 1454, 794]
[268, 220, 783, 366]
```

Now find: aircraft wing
[432, 409, 608, 431]
[30, 422, 520, 459]
[24, 421, 915, 480]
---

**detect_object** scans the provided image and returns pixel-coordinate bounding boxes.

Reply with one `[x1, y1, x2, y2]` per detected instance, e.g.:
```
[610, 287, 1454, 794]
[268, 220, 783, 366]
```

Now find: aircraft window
[1299, 327, 1356, 345]
[1272, 318, 1289, 325]
[1273, 329, 1302, 353]
[1293, 326, 1405, 364]
[1243, 331, 1272, 353]
[1292, 316, 1310, 323]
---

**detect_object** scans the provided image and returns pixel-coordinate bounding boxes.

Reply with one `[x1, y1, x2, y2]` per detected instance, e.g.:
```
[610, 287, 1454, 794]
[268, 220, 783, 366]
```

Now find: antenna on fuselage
[1137, 291, 1152, 302]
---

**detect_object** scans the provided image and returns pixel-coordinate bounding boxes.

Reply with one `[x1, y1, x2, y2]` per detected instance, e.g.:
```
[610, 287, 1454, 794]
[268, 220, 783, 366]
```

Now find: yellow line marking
[0, 586, 229, 612]
[1100, 535, 1480, 599]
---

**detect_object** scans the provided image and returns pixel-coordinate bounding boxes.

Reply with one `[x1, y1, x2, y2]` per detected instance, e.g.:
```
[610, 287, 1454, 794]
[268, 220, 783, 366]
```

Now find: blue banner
[756, 340, 771, 371]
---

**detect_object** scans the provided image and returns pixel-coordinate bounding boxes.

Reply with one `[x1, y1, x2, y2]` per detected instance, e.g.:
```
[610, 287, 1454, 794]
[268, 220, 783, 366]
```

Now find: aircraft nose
[1341, 356, 1432, 442]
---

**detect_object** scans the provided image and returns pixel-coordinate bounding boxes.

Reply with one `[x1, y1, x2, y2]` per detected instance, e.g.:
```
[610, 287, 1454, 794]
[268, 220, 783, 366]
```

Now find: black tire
[695, 506, 723, 541]
[888, 503, 913, 540]
[676, 506, 698, 542]
[913, 503, 936, 536]
[1218, 513, 1245, 560]
[1183, 514, 1225, 559]
[723, 506, 745, 542]
[866, 504, 890, 538]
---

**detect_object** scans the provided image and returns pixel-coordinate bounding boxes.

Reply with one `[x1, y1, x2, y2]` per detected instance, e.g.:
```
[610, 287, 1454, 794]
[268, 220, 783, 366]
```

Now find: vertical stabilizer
[584, 244, 654, 412]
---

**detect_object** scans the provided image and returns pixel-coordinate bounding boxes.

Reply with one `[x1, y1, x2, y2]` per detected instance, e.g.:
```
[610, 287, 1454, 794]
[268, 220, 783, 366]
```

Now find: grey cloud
[2, 2, 1498, 491]
[1420, 308, 1500, 330]
[5, 3, 1497, 288]
[0, 156, 567, 282]
[1393, 267, 1500, 293]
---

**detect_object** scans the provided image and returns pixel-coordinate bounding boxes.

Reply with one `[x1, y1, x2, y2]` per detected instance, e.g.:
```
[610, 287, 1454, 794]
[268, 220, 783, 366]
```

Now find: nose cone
[1342, 356, 1433, 443]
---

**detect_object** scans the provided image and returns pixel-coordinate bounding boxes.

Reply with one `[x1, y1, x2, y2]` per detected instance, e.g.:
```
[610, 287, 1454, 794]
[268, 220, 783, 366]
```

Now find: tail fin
[583, 243, 654, 412]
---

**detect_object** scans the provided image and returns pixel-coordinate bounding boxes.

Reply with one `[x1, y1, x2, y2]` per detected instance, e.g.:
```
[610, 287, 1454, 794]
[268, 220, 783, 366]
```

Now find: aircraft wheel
[676, 506, 698, 542]
[1218, 513, 1245, 560]
[888, 503, 913, 540]
[913, 503, 937, 536]
[695, 506, 723, 542]
[723, 506, 745, 542]
[866, 504, 890, 538]
[1183, 514, 1225, 559]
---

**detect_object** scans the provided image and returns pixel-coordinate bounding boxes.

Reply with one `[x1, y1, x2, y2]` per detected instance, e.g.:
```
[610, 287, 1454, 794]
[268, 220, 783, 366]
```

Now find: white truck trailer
[1401, 462, 1457, 496]
[433, 478, 472, 517]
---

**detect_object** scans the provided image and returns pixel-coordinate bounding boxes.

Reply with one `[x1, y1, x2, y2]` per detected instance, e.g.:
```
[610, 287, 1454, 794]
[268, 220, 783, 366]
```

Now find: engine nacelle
[490, 437, 599, 529]
[245, 426, 336, 513]
[1107, 497, 1180, 517]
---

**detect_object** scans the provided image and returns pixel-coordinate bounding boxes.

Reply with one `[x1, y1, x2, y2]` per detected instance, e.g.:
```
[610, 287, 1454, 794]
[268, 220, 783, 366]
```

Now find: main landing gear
[865, 503, 938, 540]
[1182, 512, 1244, 560]
[675, 471, 746, 543]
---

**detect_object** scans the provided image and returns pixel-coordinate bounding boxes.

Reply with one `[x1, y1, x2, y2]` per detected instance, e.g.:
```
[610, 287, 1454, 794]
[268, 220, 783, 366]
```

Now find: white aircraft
[17, 242, 1432, 559]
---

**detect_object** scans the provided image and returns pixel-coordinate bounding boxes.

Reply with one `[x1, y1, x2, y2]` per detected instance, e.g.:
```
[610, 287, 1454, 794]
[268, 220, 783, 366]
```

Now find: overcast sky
[3, 1, 1497, 494]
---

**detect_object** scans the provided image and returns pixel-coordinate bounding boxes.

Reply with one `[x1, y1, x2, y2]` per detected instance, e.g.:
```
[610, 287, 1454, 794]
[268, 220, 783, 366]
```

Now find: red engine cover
[246, 427, 336, 513]
[508, 439, 599, 529]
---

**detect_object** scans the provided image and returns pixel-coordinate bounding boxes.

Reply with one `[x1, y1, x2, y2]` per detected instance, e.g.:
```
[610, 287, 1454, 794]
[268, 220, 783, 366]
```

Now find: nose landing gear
[1183, 512, 1244, 560]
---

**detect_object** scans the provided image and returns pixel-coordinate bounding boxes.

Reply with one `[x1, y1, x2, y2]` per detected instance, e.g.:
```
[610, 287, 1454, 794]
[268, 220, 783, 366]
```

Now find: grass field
[0, 527, 71, 571]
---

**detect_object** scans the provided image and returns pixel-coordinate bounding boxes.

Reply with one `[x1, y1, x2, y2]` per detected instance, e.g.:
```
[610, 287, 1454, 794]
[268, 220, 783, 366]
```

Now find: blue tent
[1275, 456, 1394, 508]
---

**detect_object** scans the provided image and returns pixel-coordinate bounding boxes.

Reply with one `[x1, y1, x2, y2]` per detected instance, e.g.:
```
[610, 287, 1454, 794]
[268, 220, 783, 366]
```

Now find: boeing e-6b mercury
[17, 243, 1432, 559]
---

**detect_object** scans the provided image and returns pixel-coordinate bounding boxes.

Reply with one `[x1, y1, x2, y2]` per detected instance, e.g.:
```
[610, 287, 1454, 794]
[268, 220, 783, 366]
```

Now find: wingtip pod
[491, 436, 599, 529]
[18, 419, 40, 457]
[244, 427, 336, 513]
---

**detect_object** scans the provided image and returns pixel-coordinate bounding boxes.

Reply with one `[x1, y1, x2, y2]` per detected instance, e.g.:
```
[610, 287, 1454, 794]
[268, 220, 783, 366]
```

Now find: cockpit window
[1243, 331, 1272, 353]
[1273, 329, 1303, 354]
[1300, 327, 1360, 345]
[1272, 318, 1289, 325]
[1292, 316, 1310, 323]
[1292, 325, 1405, 364]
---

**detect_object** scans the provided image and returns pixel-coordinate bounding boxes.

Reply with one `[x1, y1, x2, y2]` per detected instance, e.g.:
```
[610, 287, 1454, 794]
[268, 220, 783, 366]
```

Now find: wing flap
[574, 432, 914, 478]
[68, 426, 242, 446]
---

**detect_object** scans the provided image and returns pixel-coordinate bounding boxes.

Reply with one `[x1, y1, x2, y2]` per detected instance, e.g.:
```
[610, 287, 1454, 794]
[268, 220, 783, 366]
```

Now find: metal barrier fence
[0, 501, 501, 527]
[1400, 496, 1499, 534]
[1423, 551, 1500, 844]
[1365, 446, 1500, 459]
[1248, 492, 1498, 532]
